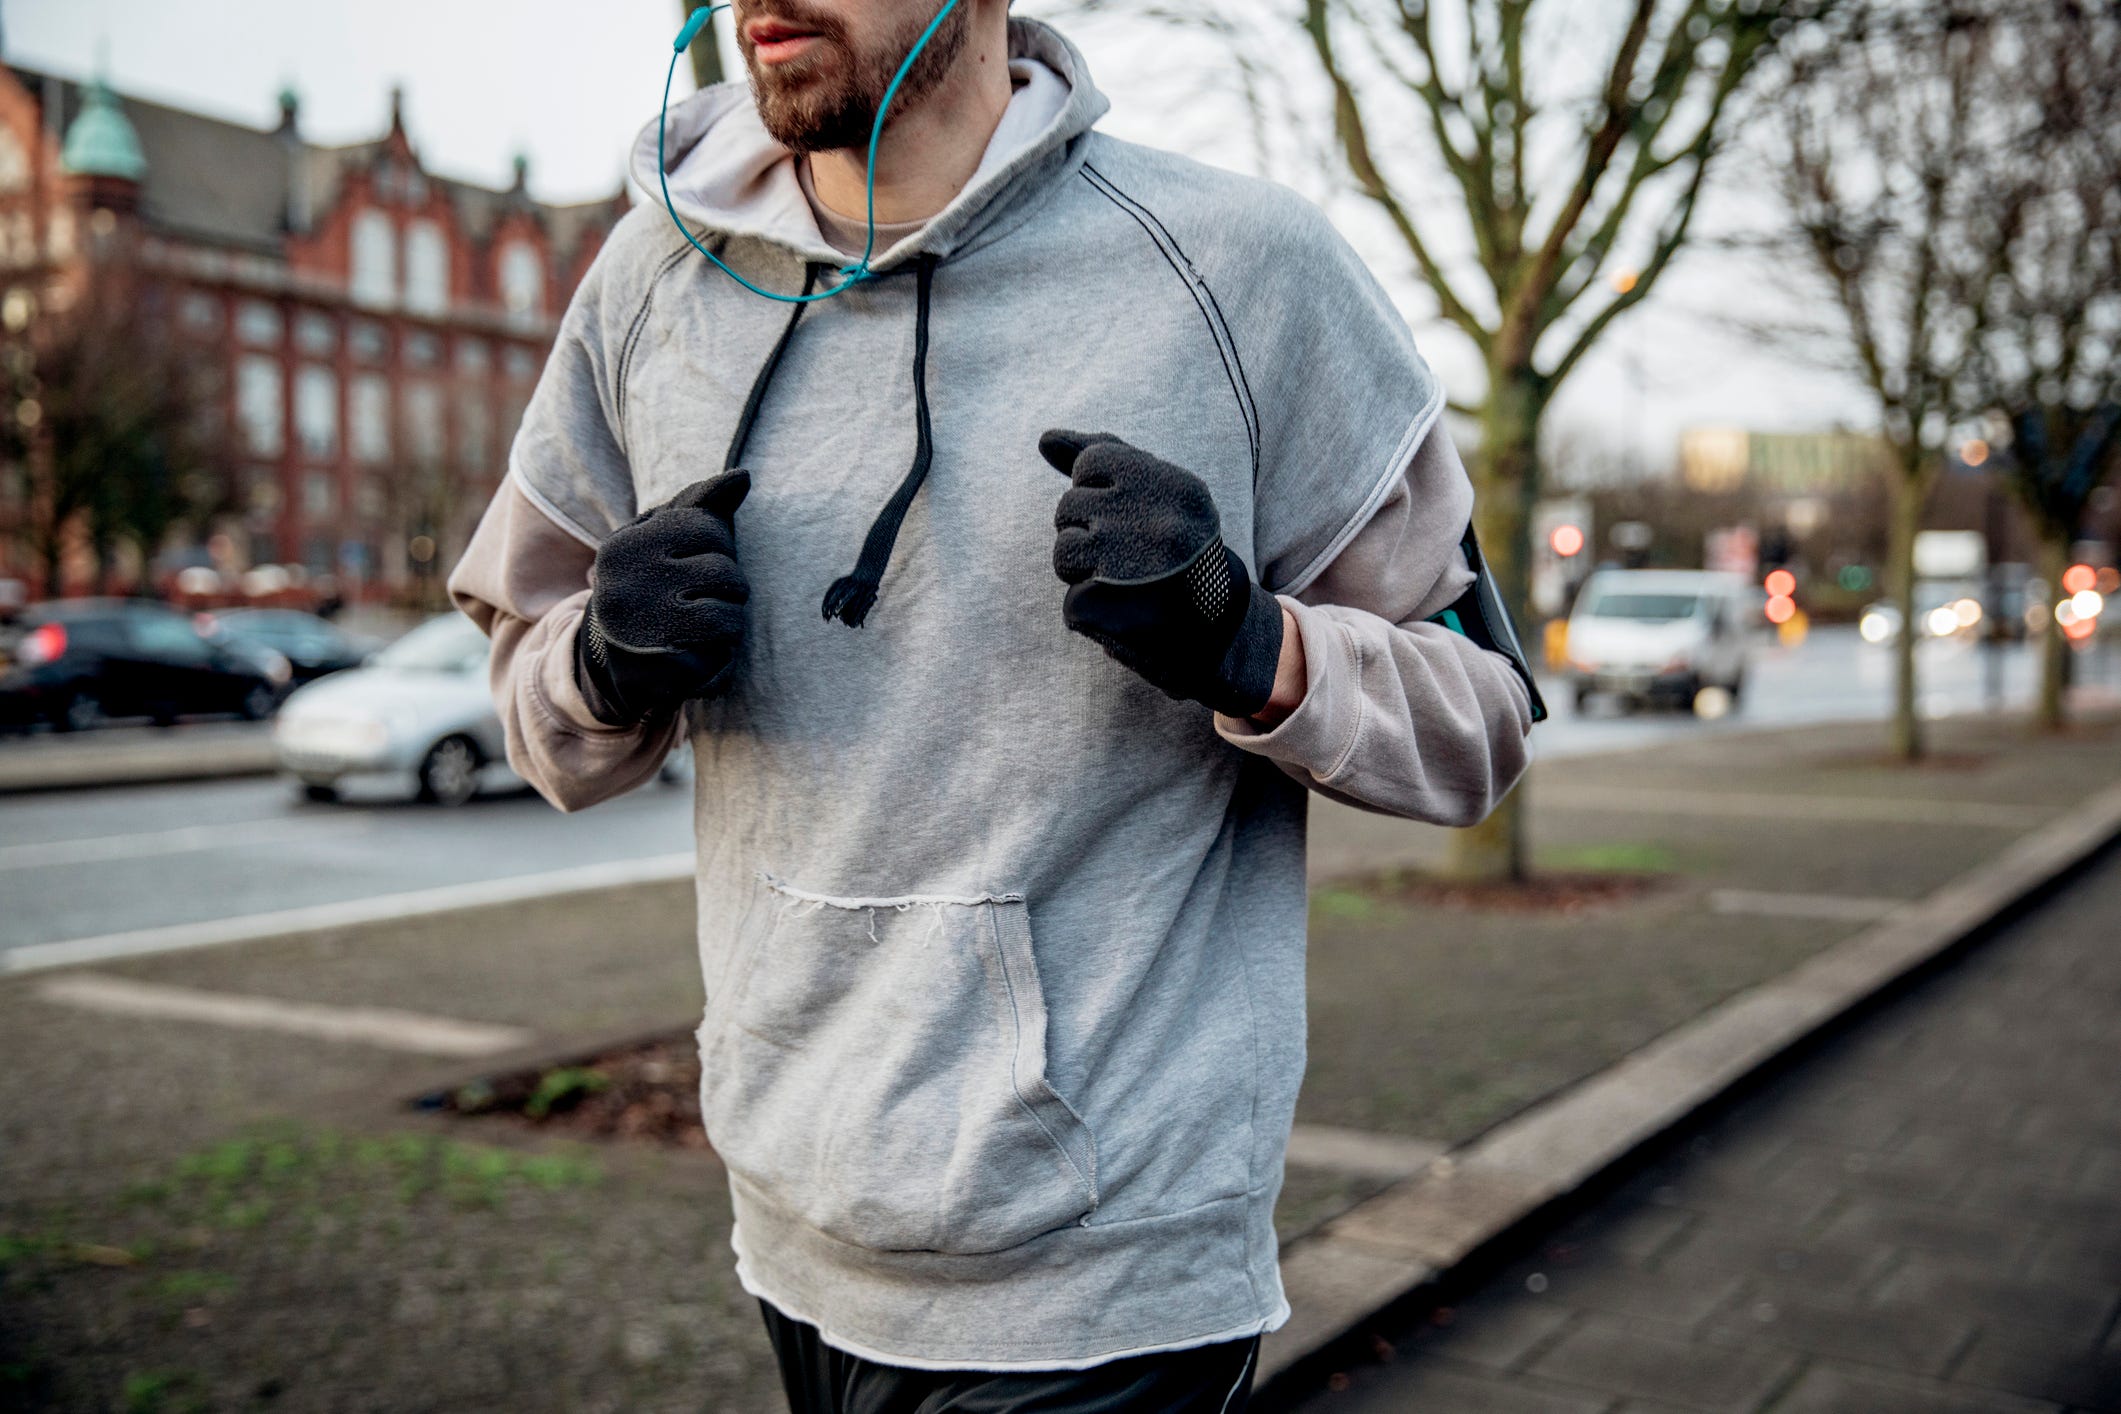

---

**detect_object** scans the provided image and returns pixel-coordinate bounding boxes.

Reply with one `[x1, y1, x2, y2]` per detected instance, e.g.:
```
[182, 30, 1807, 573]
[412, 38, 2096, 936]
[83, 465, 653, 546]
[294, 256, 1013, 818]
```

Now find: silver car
[272, 612, 515, 805]
[273, 611, 693, 805]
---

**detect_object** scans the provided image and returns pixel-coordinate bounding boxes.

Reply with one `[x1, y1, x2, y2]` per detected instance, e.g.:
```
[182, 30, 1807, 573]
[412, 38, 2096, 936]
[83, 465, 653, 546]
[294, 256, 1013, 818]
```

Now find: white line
[0, 852, 695, 975]
[1540, 786, 2050, 829]
[1710, 888, 1907, 922]
[0, 814, 373, 871]
[1285, 1125, 1448, 1180]
[35, 972, 536, 1056]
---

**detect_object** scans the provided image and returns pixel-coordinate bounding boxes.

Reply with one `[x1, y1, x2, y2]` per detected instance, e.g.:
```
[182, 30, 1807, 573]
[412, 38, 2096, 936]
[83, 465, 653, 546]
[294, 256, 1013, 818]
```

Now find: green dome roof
[61, 76, 147, 182]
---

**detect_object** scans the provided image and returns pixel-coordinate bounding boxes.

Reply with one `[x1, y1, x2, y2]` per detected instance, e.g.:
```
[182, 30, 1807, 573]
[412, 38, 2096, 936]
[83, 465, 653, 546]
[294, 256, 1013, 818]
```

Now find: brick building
[0, 62, 626, 602]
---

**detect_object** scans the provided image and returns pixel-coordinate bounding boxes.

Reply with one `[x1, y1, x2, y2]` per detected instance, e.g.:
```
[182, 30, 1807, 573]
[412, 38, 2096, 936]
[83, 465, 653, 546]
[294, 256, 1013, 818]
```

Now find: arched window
[499, 242, 543, 326]
[351, 209, 395, 308]
[404, 219, 448, 315]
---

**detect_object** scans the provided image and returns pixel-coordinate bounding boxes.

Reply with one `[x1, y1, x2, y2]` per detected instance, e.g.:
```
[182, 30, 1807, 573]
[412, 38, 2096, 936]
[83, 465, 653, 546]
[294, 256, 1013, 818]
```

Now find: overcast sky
[8, 0, 1878, 469]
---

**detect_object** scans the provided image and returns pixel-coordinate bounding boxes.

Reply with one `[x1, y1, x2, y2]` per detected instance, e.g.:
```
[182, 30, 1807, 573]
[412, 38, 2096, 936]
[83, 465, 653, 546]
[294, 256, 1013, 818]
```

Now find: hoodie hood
[634, 16, 1109, 272]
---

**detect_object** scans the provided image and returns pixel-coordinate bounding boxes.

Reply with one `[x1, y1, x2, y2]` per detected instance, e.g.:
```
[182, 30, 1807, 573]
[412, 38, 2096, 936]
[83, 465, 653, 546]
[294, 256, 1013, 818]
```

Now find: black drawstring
[720, 254, 942, 630]
[722, 261, 822, 472]
[820, 253, 940, 627]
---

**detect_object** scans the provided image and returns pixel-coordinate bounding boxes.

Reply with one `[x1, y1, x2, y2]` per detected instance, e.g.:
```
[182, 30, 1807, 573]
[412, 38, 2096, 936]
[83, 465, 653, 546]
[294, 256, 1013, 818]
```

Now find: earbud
[674, 4, 723, 54]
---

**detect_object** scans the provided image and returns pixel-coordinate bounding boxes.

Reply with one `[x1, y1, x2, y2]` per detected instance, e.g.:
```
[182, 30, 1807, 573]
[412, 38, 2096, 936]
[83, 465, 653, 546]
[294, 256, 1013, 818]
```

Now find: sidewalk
[1279, 835, 2121, 1413]
[0, 710, 2116, 1410]
[0, 722, 275, 793]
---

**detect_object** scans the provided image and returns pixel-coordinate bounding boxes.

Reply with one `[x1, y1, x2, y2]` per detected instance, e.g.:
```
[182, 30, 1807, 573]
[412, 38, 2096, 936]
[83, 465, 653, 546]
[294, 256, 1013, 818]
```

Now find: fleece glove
[1040, 430, 1284, 717]
[574, 471, 752, 726]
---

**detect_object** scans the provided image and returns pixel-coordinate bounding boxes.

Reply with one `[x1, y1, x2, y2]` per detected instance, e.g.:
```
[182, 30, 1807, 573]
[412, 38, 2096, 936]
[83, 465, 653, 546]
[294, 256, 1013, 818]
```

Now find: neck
[807, 16, 1014, 226]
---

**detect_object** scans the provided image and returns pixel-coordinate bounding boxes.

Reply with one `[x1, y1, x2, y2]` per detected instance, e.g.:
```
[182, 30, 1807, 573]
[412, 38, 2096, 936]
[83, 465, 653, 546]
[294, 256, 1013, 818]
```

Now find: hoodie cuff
[1212, 595, 1361, 781]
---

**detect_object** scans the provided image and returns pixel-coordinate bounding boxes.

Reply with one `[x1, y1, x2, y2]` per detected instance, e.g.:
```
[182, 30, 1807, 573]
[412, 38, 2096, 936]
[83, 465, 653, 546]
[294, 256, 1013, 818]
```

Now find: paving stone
[1650, 1213, 1894, 1293]
[1698, 1288, 1973, 1376]
[2023, 1232, 2121, 1290]
[1763, 1136, 1974, 1205]
[1817, 1198, 2037, 1269]
[1948, 1320, 2121, 1412]
[1528, 1315, 1799, 1412]
[1513, 1262, 1746, 1333]
[1871, 1252, 2121, 1344]
[1407, 1298, 1577, 1372]
[1323, 1356, 1615, 1414]
[1766, 1361, 2065, 1413]
[1957, 1169, 2121, 1234]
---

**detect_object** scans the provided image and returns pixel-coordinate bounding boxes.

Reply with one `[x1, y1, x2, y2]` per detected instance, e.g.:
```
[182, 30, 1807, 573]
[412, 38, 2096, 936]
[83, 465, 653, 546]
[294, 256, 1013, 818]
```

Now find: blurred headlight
[261, 650, 293, 686]
[1926, 607, 1960, 638]
[1859, 612, 1894, 644]
[2072, 589, 2104, 620]
[1951, 598, 1982, 628]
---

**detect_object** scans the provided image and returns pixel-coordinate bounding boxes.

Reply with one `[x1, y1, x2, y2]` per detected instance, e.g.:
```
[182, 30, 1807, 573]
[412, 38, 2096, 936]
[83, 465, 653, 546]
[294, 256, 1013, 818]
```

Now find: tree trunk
[1885, 462, 1931, 761]
[1445, 367, 1541, 883]
[680, 1, 727, 88]
[2035, 531, 2070, 731]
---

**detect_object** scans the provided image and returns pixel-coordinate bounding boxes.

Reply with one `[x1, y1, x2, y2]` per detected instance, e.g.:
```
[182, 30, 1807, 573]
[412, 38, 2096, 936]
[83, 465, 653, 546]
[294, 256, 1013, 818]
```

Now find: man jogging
[448, 0, 1537, 1407]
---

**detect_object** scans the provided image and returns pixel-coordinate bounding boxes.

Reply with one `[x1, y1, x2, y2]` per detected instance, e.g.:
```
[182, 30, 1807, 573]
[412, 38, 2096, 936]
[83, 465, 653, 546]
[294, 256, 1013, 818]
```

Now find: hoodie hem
[725, 1168, 1290, 1371]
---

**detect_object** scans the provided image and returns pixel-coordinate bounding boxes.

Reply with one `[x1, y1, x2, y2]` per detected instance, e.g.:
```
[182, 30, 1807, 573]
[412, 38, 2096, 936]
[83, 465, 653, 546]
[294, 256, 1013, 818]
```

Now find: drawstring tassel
[822, 254, 939, 627]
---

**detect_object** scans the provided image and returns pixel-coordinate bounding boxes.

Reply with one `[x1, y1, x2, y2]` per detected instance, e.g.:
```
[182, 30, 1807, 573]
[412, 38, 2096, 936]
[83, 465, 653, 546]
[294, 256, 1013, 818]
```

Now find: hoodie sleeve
[445, 233, 682, 813]
[1213, 409, 1534, 828]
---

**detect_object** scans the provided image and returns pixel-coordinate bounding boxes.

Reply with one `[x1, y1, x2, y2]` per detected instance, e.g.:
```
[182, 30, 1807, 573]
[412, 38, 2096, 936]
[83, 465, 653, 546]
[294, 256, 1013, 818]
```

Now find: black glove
[574, 471, 752, 726]
[1041, 430, 1284, 717]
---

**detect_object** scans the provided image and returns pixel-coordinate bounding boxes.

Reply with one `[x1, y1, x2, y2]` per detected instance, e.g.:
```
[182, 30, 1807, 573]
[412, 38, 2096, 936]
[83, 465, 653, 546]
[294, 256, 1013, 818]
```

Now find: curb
[1255, 775, 2121, 1398]
[0, 736, 276, 794]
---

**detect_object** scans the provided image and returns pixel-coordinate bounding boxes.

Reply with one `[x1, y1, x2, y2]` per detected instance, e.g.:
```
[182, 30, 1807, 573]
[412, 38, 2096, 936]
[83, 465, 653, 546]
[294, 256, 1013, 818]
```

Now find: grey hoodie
[448, 17, 1532, 1371]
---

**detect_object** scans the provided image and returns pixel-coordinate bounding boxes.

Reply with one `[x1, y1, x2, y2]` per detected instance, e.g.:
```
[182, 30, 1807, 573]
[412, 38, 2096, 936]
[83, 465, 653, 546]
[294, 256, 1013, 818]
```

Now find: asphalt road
[0, 626, 2108, 957]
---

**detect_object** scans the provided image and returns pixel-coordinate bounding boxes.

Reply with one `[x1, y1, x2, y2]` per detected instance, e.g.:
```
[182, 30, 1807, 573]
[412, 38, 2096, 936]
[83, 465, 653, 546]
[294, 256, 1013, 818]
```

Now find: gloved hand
[1041, 430, 1284, 717]
[574, 471, 752, 726]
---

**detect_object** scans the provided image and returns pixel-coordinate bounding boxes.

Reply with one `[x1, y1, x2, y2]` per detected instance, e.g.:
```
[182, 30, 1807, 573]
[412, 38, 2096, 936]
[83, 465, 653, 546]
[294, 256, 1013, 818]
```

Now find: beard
[738, 0, 972, 154]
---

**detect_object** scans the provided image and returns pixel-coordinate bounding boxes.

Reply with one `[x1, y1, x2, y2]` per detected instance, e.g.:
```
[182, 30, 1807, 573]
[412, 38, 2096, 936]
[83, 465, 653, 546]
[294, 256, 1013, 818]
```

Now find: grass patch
[1539, 840, 1677, 873]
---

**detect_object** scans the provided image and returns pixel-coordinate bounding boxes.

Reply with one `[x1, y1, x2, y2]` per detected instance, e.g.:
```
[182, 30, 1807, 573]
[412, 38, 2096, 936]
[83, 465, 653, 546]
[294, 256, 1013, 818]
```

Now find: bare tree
[1766, 1, 2034, 760]
[0, 274, 229, 598]
[1955, 2, 2121, 729]
[1058, 0, 1832, 880]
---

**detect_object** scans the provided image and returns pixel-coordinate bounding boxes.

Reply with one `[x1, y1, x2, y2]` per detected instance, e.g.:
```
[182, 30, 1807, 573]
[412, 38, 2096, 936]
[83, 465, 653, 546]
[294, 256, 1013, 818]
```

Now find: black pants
[757, 1299, 1259, 1414]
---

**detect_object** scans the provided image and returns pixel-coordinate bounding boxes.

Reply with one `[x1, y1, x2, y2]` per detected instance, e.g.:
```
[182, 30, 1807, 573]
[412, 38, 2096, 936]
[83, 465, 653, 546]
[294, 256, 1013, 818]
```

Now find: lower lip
[753, 33, 819, 64]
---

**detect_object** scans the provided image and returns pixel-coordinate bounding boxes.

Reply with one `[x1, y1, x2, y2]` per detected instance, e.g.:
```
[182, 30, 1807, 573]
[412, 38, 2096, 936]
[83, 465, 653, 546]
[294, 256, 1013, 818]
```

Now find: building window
[294, 311, 336, 356]
[455, 337, 489, 374]
[181, 292, 221, 335]
[457, 396, 490, 471]
[504, 346, 537, 381]
[356, 476, 387, 520]
[3, 212, 32, 266]
[351, 209, 396, 308]
[402, 382, 443, 465]
[236, 299, 283, 347]
[405, 219, 448, 316]
[303, 471, 337, 519]
[295, 366, 338, 460]
[404, 330, 441, 369]
[348, 318, 387, 363]
[0, 131, 26, 194]
[236, 356, 283, 456]
[499, 242, 543, 325]
[351, 375, 390, 465]
[48, 206, 74, 261]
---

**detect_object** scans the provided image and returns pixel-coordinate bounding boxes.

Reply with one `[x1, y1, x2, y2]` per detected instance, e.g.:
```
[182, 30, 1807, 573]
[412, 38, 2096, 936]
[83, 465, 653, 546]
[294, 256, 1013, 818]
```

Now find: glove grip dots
[661, 0, 964, 303]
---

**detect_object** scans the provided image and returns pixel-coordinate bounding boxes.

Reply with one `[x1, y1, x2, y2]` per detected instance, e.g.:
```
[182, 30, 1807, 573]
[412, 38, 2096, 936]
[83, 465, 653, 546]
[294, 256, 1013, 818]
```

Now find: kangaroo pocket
[698, 872, 1100, 1255]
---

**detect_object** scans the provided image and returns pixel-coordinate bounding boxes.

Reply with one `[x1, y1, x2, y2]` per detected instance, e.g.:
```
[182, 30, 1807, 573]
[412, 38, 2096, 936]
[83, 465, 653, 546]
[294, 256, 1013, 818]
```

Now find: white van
[1565, 569, 1753, 712]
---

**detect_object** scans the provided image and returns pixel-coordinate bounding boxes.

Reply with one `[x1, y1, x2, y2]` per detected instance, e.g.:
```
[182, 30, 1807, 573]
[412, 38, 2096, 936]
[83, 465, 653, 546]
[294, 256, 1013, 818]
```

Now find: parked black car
[0, 599, 291, 732]
[203, 608, 378, 684]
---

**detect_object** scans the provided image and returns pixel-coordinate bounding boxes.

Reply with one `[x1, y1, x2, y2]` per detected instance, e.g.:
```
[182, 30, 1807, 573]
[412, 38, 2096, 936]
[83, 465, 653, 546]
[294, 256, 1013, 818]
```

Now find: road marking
[34, 973, 536, 1056]
[0, 814, 373, 871]
[1709, 888, 1907, 922]
[1286, 1125, 1448, 1180]
[0, 852, 695, 975]
[1540, 786, 2050, 829]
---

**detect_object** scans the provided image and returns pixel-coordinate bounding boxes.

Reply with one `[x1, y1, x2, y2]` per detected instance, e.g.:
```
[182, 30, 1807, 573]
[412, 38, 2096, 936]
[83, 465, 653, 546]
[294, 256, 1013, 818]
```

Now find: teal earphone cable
[661, 0, 964, 303]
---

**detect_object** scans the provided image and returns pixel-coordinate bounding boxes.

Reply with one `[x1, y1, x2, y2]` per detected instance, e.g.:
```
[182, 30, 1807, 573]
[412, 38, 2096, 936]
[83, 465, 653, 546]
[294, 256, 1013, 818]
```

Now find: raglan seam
[613, 237, 709, 455]
[1078, 162, 1261, 483]
[506, 459, 603, 551]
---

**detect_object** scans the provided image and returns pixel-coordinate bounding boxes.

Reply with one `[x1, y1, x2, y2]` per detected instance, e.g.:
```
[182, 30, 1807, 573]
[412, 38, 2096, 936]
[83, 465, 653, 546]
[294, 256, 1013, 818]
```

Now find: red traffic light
[1550, 524, 1585, 557]
[1764, 569, 1796, 598]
